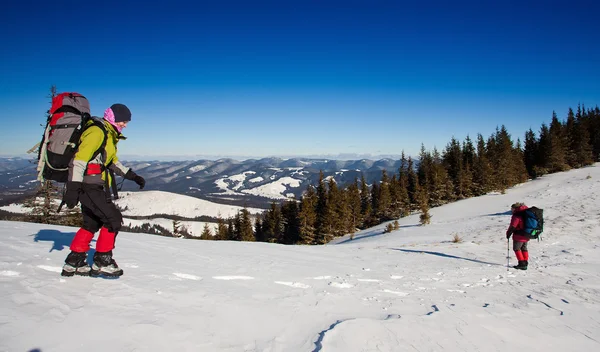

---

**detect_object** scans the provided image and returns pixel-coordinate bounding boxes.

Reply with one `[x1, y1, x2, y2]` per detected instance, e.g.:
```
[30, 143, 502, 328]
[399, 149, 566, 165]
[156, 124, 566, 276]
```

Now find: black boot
[91, 250, 123, 277]
[522, 260, 528, 270]
[62, 251, 91, 277]
[513, 260, 527, 270]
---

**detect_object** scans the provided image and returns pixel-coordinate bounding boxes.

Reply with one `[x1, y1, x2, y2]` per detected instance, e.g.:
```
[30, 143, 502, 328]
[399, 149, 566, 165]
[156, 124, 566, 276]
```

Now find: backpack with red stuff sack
[34, 92, 107, 183]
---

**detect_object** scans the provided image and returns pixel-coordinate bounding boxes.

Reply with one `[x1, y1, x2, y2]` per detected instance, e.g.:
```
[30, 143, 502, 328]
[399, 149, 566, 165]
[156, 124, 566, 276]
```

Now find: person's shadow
[33, 230, 97, 265]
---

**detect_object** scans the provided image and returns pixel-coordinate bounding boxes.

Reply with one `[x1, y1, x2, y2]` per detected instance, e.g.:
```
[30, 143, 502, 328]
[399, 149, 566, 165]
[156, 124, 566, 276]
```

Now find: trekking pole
[506, 239, 510, 271]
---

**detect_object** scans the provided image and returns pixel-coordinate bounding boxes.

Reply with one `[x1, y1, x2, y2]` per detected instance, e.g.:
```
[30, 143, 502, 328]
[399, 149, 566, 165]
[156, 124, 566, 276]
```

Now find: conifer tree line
[201, 105, 600, 244]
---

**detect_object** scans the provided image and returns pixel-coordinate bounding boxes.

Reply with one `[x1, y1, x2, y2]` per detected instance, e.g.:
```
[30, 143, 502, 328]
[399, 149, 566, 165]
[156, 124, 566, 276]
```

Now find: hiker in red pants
[506, 202, 530, 270]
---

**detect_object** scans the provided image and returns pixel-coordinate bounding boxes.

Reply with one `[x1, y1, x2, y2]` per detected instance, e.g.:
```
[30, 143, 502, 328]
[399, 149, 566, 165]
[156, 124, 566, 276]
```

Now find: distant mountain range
[0, 157, 409, 207]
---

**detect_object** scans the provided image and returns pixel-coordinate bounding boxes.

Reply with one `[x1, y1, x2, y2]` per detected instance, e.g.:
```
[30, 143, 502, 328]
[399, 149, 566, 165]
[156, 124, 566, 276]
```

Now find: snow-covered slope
[114, 190, 264, 218]
[1, 165, 600, 351]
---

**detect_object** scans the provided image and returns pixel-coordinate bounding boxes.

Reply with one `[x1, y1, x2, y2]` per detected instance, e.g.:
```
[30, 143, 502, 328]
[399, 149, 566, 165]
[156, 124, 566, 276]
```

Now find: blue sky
[1, 0, 599, 160]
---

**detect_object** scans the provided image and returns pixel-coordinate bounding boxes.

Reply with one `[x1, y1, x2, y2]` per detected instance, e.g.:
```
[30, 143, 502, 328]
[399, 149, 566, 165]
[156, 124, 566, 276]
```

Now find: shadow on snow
[336, 224, 420, 244]
[391, 248, 502, 266]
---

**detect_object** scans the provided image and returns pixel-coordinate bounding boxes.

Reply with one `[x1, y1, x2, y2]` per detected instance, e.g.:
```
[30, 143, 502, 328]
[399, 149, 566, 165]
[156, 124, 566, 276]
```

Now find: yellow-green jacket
[68, 119, 130, 187]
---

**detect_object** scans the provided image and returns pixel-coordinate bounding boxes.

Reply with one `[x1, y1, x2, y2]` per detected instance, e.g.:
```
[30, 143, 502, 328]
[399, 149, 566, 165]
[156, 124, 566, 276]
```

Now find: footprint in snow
[274, 281, 310, 289]
[173, 273, 202, 281]
[213, 276, 254, 280]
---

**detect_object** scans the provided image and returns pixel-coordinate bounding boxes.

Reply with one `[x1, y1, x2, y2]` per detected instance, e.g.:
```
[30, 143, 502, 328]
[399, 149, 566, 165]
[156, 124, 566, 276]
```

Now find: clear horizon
[1, 1, 599, 158]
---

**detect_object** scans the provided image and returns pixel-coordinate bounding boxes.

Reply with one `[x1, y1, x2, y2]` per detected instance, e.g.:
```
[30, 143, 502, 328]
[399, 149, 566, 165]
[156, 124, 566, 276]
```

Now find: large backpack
[518, 206, 544, 239]
[35, 92, 106, 183]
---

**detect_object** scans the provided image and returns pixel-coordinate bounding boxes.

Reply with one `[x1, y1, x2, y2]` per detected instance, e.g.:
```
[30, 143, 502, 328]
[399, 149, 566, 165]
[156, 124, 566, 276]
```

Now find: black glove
[125, 169, 145, 189]
[506, 233, 511, 239]
[64, 181, 83, 209]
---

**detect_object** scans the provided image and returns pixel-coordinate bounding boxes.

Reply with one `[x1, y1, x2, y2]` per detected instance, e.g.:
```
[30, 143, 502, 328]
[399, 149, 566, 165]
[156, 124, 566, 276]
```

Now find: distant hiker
[506, 202, 531, 270]
[61, 104, 146, 277]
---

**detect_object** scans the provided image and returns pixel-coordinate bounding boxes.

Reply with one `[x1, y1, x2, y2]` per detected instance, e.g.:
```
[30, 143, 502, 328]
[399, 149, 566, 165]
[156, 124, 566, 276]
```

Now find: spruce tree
[376, 170, 392, 221]
[254, 216, 265, 242]
[536, 123, 551, 175]
[523, 129, 538, 178]
[406, 157, 419, 209]
[359, 174, 374, 226]
[346, 178, 362, 231]
[238, 208, 255, 242]
[200, 223, 213, 240]
[571, 108, 595, 167]
[472, 134, 493, 195]
[263, 202, 283, 243]
[548, 112, 569, 172]
[315, 171, 330, 242]
[298, 185, 317, 244]
[214, 215, 228, 240]
[281, 200, 300, 244]
[396, 154, 410, 216]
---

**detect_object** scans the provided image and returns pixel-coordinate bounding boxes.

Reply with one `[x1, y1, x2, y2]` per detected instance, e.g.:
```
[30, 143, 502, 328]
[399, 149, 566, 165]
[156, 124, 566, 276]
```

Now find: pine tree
[281, 200, 300, 244]
[298, 185, 317, 244]
[472, 133, 493, 195]
[443, 137, 464, 198]
[325, 177, 341, 239]
[238, 208, 255, 242]
[406, 157, 419, 209]
[346, 178, 362, 231]
[492, 126, 517, 192]
[216, 215, 229, 240]
[359, 174, 375, 227]
[227, 218, 235, 240]
[254, 216, 265, 242]
[396, 153, 410, 216]
[375, 170, 392, 221]
[416, 184, 431, 225]
[461, 136, 475, 197]
[523, 128, 538, 178]
[23, 180, 62, 224]
[315, 171, 330, 243]
[571, 107, 595, 167]
[513, 139, 529, 183]
[430, 147, 451, 206]
[536, 123, 551, 175]
[200, 223, 213, 240]
[263, 202, 283, 243]
[548, 112, 569, 172]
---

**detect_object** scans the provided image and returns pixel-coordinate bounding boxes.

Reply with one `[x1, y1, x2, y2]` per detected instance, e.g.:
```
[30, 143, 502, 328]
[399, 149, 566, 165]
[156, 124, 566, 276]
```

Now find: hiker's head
[104, 103, 131, 132]
[511, 202, 525, 213]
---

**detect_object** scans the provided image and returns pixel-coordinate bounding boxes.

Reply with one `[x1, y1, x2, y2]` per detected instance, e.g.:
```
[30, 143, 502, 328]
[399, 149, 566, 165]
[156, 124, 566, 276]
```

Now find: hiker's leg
[69, 204, 101, 252]
[96, 227, 117, 252]
[513, 241, 525, 261]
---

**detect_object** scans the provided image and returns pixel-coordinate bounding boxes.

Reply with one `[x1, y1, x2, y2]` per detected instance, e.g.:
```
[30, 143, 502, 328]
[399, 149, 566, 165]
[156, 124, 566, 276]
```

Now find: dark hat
[110, 103, 132, 122]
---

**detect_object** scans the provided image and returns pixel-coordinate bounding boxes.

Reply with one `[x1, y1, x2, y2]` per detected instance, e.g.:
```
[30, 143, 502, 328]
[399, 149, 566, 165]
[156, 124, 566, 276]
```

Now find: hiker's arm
[108, 159, 130, 177]
[110, 158, 145, 189]
[506, 226, 515, 238]
[69, 126, 104, 182]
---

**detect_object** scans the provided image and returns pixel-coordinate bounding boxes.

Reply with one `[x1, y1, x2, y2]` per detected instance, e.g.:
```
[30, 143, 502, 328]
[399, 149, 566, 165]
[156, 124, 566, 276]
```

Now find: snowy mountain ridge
[0, 157, 406, 206]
